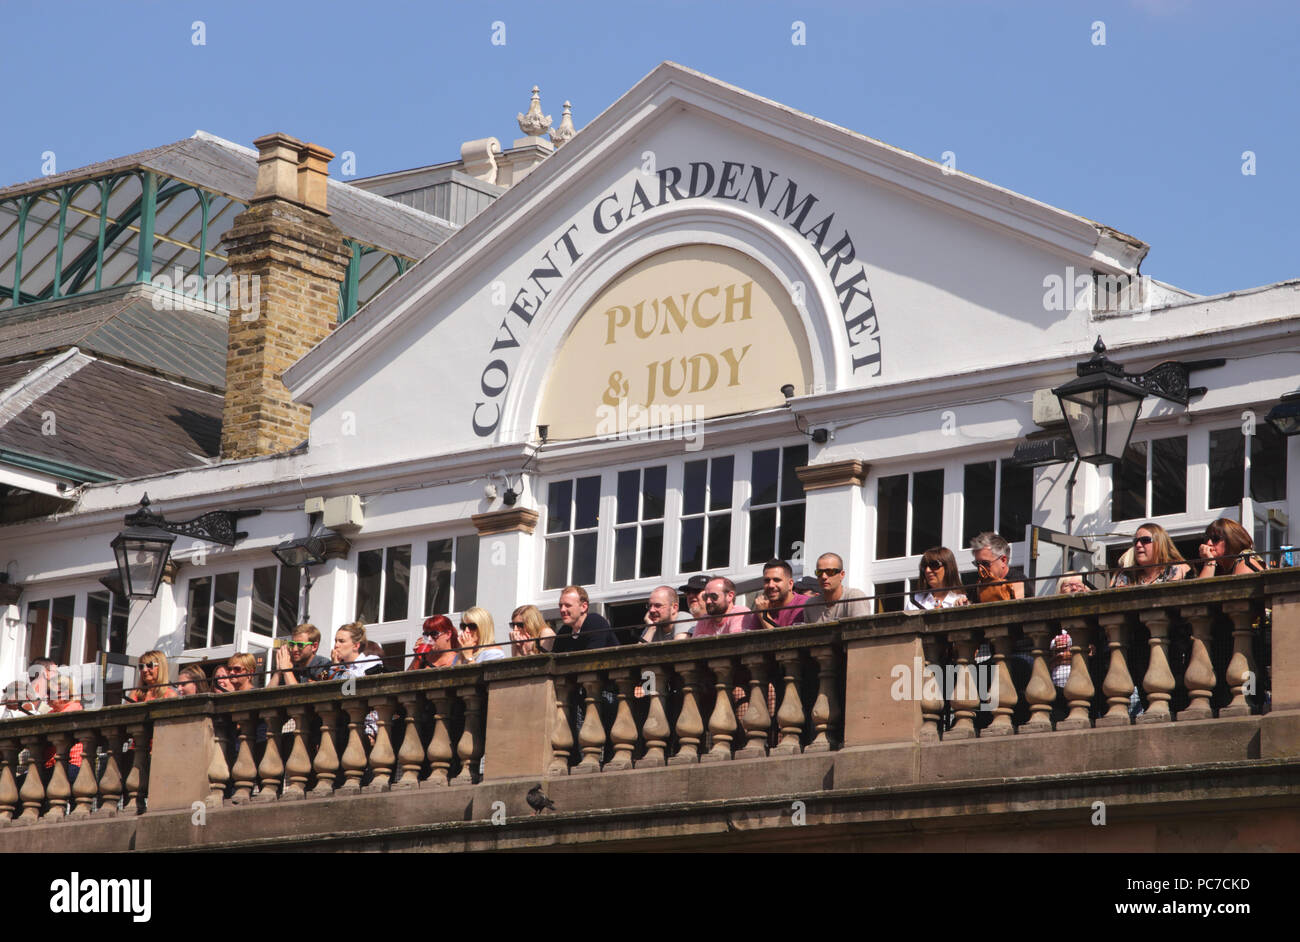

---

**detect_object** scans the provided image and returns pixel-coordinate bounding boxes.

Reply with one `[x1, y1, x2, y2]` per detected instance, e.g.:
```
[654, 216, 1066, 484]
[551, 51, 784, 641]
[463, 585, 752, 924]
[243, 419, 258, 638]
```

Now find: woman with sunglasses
[508, 604, 555, 656]
[1113, 522, 1190, 587]
[125, 650, 179, 702]
[904, 547, 970, 610]
[455, 607, 505, 663]
[408, 615, 460, 670]
[1195, 517, 1267, 577]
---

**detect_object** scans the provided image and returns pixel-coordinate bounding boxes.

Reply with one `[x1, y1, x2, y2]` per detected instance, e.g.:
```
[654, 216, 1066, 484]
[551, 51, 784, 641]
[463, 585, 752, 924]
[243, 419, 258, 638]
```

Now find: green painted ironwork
[134, 171, 157, 284]
[339, 239, 364, 323]
[0, 447, 116, 484]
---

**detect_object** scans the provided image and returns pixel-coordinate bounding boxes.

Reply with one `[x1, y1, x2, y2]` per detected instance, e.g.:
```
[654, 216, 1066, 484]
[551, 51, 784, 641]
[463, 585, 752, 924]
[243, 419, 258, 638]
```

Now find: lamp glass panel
[120, 535, 170, 598]
[1100, 392, 1142, 462]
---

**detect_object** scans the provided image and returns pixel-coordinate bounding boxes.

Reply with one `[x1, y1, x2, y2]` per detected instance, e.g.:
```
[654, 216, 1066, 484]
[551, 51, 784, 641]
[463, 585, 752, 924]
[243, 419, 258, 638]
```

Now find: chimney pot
[297, 141, 334, 213]
[252, 132, 305, 203]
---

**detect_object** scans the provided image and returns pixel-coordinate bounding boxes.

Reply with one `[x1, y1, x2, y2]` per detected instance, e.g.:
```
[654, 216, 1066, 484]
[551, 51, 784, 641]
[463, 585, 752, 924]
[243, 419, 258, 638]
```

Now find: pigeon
[526, 784, 555, 815]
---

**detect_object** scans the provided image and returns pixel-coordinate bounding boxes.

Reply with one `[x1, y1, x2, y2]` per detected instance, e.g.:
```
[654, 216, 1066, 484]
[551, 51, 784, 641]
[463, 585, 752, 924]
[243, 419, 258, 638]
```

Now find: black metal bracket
[1129, 357, 1226, 405]
[124, 493, 260, 546]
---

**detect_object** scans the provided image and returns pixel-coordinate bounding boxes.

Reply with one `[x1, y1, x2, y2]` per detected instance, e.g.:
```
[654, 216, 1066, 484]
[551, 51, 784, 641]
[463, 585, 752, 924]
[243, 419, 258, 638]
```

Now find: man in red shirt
[693, 577, 759, 636]
[751, 558, 811, 628]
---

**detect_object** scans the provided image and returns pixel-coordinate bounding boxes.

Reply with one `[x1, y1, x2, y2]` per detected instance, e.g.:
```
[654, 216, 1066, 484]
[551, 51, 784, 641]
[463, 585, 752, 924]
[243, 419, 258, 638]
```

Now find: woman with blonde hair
[1113, 522, 1190, 586]
[1196, 517, 1267, 577]
[225, 652, 259, 690]
[508, 604, 555, 656]
[456, 607, 505, 663]
[125, 650, 179, 702]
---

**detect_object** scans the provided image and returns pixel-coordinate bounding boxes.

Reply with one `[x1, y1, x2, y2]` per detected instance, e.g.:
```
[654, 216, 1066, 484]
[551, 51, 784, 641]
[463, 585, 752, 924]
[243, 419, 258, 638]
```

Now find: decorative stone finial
[549, 101, 576, 147]
[517, 85, 552, 138]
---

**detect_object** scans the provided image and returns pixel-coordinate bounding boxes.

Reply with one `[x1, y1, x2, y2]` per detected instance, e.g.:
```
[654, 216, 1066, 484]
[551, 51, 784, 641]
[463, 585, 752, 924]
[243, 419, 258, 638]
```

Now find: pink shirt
[694, 604, 760, 636]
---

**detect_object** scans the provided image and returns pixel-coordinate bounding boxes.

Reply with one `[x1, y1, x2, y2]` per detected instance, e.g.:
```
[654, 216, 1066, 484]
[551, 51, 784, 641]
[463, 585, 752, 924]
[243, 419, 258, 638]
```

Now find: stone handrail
[0, 568, 1295, 825]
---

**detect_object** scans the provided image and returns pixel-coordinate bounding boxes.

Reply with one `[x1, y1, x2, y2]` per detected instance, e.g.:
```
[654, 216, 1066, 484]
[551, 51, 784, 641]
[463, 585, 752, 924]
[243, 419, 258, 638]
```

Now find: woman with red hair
[409, 615, 460, 670]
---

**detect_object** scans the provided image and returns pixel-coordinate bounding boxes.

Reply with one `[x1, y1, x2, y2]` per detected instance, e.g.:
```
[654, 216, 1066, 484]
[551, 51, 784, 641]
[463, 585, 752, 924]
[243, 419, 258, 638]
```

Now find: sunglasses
[509, 621, 526, 628]
[922, 560, 944, 571]
[286, 640, 313, 648]
[459, 622, 478, 631]
[701, 592, 723, 601]
[1133, 535, 1153, 546]
[814, 568, 842, 577]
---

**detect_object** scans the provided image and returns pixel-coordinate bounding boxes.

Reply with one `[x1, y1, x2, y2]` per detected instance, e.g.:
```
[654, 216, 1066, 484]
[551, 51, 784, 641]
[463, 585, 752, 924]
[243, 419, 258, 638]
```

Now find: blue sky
[2, 0, 1296, 295]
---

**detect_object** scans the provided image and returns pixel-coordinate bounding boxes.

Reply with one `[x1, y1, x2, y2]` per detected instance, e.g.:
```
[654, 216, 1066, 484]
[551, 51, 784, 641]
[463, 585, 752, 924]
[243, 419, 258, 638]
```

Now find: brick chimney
[219, 133, 350, 460]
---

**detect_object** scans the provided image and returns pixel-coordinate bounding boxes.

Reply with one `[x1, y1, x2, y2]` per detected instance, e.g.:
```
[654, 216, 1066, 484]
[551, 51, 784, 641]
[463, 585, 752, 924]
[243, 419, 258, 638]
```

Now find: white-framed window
[248, 562, 302, 640]
[185, 570, 240, 650]
[747, 444, 808, 565]
[613, 466, 666, 582]
[544, 475, 601, 590]
[84, 587, 129, 663]
[25, 595, 75, 666]
[875, 467, 944, 560]
[1208, 422, 1287, 510]
[423, 534, 479, 616]
[1111, 434, 1188, 522]
[355, 543, 412, 625]
[961, 458, 1034, 545]
[679, 454, 734, 573]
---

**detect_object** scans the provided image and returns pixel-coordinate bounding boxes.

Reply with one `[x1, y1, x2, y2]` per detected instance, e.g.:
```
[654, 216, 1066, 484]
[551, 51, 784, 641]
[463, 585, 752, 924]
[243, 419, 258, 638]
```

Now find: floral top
[1114, 564, 1185, 587]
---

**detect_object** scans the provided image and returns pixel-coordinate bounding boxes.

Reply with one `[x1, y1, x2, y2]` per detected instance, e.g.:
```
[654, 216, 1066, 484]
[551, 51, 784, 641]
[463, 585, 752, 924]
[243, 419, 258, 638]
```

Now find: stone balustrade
[0, 569, 1296, 843]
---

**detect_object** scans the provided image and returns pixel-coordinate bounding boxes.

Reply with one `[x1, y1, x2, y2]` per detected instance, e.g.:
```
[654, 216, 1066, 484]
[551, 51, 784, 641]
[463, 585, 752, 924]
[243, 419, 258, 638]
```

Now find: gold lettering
[660, 294, 690, 334]
[604, 305, 631, 345]
[688, 353, 719, 393]
[691, 285, 720, 327]
[634, 298, 657, 339]
[721, 344, 751, 386]
[723, 281, 752, 323]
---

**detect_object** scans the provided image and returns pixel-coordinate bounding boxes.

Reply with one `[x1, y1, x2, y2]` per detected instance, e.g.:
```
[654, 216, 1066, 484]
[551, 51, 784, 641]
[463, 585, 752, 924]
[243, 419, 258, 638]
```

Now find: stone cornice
[471, 507, 540, 536]
[796, 459, 866, 490]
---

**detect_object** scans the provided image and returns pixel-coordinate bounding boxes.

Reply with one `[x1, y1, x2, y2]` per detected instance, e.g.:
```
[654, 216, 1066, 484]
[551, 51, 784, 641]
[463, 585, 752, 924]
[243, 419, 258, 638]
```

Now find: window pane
[85, 591, 109, 663]
[186, 577, 211, 649]
[546, 480, 572, 533]
[212, 572, 238, 647]
[707, 515, 731, 570]
[876, 581, 905, 614]
[355, 549, 382, 624]
[277, 565, 300, 637]
[640, 523, 663, 579]
[876, 474, 908, 559]
[911, 469, 944, 554]
[616, 469, 639, 525]
[251, 566, 277, 636]
[643, 466, 666, 519]
[544, 537, 568, 591]
[749, 506, 776, 565]
[424, 539, 453, 616]
[614, 527, 637, 581]
[962, 461, 995, 547]
[572, 532, 598, 585]
[383, 545, 412, 622]
[710, 456, 734, 510]
[1113, 441, 1147, 522]
[48, 597, 74, 665]
[575, 476, 601, 529]
[26, 600, 50, 663]
[454, 535, 479, 610]
[752, 449, 779, 506]
[782, 444, 809, 501]
[680, 517, 704, 573]
[998, 462, 1034, 541]
[1252, 424, 1287, 502]
[778, 502, 806, 562]
[1151, 436, 1188, 516]
[683, 460, 707, 515]
[1209, 429, 1244, 509]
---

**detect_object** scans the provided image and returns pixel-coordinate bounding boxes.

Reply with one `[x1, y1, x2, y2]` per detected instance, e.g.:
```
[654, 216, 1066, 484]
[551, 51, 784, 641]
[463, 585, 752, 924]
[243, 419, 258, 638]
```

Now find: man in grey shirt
[805, 552, 873, 622]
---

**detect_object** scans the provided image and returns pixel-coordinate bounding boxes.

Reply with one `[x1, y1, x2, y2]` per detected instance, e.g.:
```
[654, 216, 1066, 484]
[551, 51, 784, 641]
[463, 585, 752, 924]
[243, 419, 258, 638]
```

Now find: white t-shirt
[904, 590, 968, 611]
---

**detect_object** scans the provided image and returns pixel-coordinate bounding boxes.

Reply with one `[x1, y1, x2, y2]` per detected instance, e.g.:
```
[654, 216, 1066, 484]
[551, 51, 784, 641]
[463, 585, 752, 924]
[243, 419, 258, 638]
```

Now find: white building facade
[4, 63, 1297, 691]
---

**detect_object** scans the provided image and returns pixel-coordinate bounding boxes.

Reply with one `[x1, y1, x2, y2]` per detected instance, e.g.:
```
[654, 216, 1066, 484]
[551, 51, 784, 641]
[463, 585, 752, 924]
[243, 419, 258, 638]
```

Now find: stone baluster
[638, 667, 671, 768]
[773, 651, 807, 755]
[1097, 613, 1134, 727]
[1059, 617, 1096, 730]
[44, 733, 73, 820]
[281, 705, 312, 800]
[123, 724, 148, 814]
[1020, 623, 1056, 734]
[806, 646, 841, 752]
[229, 713, 258, 803]
[946, 633, 979, 740]
[669, 663, 704, 765]
[573, 672, 606, 774]
[606, 672, 639, 771]
[96, 728, 125, 816]
[702, 658, 739, 762]
[336, 701, 369, 795]
[206, 716, 232, 807]
[17, 736, 44, 824]
[253, 709, 285, 801]
[452, 686, 483, 785]
[365, 697, 397, 792]
[309, 706, 341, 797]
[547, 677, 574, 776]
[0, 741, 19, 823]
[393, 692, 426, 789]
[424, 691, 454, 786]
[1179, 606, 1217, 720]
[919, 636, 944, 742]
[1221, 601, 1258, 717]
[1138, 609, 1176, 724]
[737, 654, 771, 759]
[70, 730, 100, 817]
[981, 628, 1018, 737]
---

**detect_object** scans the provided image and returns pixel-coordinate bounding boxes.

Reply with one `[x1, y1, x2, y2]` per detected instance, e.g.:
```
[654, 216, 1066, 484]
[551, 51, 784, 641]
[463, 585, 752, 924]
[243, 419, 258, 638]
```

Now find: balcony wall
[2, 570, 1299, 852]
